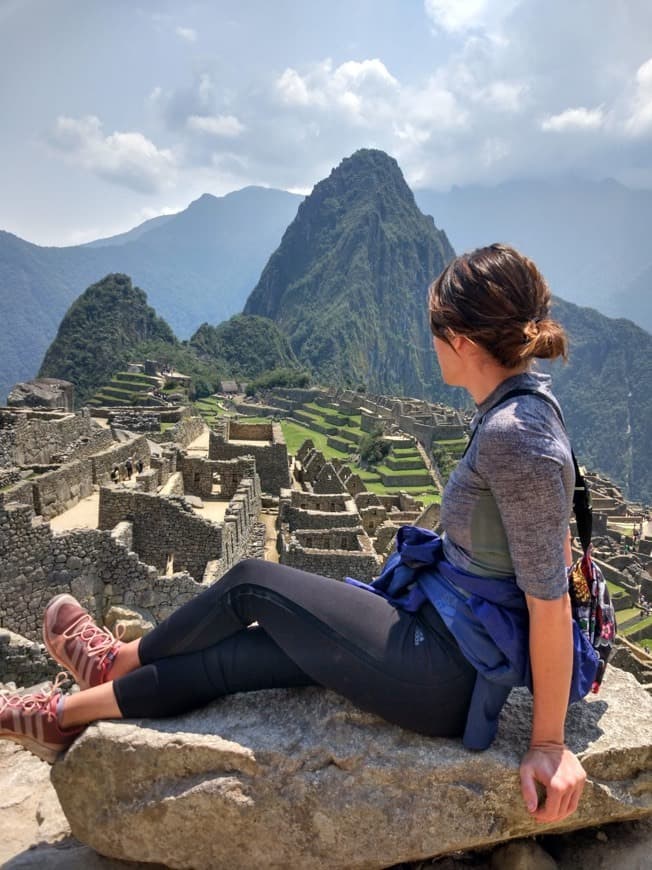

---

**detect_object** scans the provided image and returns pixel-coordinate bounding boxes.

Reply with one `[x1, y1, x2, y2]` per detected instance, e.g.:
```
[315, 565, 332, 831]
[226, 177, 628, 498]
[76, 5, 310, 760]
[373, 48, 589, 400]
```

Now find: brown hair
[428, 243, 568, 367]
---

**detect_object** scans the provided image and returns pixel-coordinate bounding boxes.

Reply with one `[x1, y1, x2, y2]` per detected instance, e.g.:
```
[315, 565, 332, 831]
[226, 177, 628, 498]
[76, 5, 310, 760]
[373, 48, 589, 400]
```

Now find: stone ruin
[0, 402, 264, 689]
[278, 441, 430, 582]
[209, 418, 290, 494]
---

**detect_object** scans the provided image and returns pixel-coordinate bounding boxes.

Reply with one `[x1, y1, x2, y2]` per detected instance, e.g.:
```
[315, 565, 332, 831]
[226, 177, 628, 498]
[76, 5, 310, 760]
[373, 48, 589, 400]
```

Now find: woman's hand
[520, 742, 587, 823]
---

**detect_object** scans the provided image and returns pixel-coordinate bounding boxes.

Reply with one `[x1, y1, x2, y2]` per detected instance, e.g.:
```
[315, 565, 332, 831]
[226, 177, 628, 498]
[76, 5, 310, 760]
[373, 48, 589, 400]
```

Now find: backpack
[467, 387, 617, 692]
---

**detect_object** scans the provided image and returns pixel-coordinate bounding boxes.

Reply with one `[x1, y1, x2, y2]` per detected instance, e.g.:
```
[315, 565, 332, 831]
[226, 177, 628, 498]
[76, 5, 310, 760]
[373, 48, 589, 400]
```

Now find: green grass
[621, 613, 652, 636]
[376, 464, 429, 477]
[280, 418, 441, 506]
[281, 421, 348, 458]
[639, 638, 652, 653]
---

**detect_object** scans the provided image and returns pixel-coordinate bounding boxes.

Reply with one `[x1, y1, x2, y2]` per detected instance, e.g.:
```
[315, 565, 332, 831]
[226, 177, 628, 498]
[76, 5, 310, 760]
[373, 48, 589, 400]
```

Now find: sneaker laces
[63, 614, 125, 673]
[0, 672, 68, 720]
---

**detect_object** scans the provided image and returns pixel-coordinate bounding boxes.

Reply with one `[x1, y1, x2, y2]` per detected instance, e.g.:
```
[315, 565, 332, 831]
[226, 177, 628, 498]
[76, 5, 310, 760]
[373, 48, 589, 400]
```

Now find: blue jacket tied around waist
[345, 526, 599, 750]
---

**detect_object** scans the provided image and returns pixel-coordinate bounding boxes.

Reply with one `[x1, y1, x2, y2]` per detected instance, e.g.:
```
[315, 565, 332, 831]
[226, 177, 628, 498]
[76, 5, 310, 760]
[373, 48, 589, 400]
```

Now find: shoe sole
[42, 593, 91, 690]
[0, 729, 61, 764]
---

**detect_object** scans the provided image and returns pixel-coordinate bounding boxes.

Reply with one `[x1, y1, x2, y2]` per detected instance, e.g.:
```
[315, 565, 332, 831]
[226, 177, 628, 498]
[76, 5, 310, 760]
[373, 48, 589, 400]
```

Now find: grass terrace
[281, 406, 441, 506]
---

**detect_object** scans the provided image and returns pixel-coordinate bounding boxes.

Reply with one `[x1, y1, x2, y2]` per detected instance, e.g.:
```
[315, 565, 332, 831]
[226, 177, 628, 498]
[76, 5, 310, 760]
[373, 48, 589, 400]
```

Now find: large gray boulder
[52, 667, 652, 870]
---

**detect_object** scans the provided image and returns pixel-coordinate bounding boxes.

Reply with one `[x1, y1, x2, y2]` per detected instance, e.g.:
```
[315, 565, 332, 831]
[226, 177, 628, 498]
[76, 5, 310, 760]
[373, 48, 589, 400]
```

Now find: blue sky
[2, 0, 652, 245]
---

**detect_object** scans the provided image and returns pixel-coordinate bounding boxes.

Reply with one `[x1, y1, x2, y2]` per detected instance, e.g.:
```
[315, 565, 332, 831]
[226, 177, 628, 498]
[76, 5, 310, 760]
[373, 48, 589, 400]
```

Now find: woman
[0, 243, 586, 824]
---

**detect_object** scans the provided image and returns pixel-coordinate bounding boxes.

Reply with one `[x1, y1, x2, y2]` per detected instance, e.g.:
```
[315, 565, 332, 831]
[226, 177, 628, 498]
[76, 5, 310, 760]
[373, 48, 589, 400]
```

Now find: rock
[184, 495, 204, 508]
[490, 840, 558, 869]
[543, 816, 652, 869]
[0, 742, 69, 866]
[51, 667, 652, 870]
[104, 605, 155, 642]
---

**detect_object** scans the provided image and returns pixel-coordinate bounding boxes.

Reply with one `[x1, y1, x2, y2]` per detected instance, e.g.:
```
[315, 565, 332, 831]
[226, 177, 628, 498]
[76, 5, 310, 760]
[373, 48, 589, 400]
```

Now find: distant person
[136, 458, 144, 474]
[110, 466, 119, 484]
[125, 457, 133, 480]
[1, 244, 590, 825]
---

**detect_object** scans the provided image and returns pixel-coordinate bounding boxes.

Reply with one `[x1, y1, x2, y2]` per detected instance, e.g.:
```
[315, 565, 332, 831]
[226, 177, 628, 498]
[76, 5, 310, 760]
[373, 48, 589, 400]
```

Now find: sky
[2, 0, 652, 246]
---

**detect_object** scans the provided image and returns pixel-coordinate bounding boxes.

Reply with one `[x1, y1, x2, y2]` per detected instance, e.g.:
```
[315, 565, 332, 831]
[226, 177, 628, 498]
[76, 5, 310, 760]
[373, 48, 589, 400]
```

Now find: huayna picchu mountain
[244, 149, 456, 397]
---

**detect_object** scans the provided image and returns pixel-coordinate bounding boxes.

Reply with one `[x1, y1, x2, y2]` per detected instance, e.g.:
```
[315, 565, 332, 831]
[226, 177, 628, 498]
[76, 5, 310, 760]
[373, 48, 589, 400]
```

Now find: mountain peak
[244, 149, 454, 393]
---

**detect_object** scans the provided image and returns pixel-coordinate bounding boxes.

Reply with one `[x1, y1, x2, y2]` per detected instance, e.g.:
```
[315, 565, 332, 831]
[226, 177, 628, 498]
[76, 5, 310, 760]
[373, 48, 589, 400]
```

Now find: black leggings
[113, 559, 476, 738]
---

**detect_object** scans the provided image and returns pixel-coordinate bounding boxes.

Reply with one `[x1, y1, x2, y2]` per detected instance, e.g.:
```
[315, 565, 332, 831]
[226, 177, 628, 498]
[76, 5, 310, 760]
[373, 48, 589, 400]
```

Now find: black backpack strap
[461, 387, 593, 553]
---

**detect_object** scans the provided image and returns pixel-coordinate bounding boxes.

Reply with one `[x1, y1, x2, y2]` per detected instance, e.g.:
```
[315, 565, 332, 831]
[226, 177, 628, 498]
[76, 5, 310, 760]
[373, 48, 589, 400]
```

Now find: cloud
[187, 114, 245, 137]
[276, 59, 399, 120]
[175, 26, 197, 42]
[625, 57, 652, 135]
[541, 106, 605, 132]
[424, 0, 520, 33]
[48, 115, 176, 193]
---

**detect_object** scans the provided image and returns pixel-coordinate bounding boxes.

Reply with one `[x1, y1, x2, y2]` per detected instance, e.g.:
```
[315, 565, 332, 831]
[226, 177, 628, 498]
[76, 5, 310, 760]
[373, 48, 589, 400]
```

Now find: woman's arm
[520, 593, 587, 822]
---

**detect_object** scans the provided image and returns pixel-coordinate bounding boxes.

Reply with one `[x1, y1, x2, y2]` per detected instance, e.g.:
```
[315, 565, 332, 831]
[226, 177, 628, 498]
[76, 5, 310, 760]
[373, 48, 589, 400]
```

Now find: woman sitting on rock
[0, 243, 588, 824]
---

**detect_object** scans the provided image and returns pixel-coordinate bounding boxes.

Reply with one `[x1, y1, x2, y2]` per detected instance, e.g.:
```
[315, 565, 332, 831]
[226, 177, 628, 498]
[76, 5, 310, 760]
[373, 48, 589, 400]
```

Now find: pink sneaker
[43, 594, 124, 690]
[0, 674, 82, 763]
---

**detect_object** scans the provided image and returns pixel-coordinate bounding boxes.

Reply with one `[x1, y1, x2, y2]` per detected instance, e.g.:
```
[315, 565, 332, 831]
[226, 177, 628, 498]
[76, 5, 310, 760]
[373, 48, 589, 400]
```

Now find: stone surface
[0, 742, 69, 866]
[104, 604, 155, 642]
[52, 667, 652, 870]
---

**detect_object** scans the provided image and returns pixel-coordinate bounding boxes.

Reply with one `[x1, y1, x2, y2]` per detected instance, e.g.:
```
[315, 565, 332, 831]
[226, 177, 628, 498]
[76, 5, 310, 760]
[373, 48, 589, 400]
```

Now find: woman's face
[432, 335, 466, 386]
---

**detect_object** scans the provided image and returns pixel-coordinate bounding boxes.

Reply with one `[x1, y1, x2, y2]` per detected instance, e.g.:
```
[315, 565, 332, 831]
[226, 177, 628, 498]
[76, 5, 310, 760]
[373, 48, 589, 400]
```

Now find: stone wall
[98, 467, 261, 582]
[32, 459, 94, 520]
[98, 489, 223, 580]
[209, 423, 290, 494]
[0, 409, 96, 467]
[91, 436, 149, 485]
[0, 500, 204, 644]
[279, 532, 381, 582]
[149, 414, 205, 448]
[0, 627, 56, 686]
[109, 411, 161, 433]
[178, 455, 219, 498]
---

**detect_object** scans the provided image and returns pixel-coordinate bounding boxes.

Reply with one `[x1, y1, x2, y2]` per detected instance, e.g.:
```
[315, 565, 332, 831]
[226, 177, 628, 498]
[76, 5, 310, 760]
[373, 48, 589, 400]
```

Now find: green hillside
[38, 274, 177, 405]
[189, 314, 300, 380]
[245, 148, 455, 397]
[0, 186, 302, 402]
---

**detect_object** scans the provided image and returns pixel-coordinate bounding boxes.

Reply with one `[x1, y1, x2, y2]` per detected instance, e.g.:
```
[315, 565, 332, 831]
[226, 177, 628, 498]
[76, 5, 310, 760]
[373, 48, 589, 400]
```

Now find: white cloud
[541, 106, 605, 132]
[424, 0, 520, 33]
[476, 80, 527, 113]
[276, 58, 399, 120]
[187, 114, 245, 137]
[625, 57, 652, 135]
[48, 115, 176, 193]
[176, 26, 197, 42]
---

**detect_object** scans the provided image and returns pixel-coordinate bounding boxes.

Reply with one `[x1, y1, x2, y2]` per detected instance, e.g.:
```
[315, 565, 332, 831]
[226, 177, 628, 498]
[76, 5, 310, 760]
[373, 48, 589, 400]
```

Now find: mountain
[415, 178, 652, 333]
[548, 298, 652, 504]
[38, 274, 177, 404]
[189, 314, 300, 380]
[38, 278, 305, 406]
[244, 149, 456, 396]
[0, 186, 302, 402]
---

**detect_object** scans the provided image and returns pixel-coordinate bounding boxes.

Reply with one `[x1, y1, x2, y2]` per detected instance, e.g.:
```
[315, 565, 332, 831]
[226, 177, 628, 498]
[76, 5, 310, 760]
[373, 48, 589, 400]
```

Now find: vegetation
[246, 366, 311, 395]
[359, 429, 391, 467]
[244, 149, 454, 398]
[190, 315, 300, 381]
[38, 274, 177, 406]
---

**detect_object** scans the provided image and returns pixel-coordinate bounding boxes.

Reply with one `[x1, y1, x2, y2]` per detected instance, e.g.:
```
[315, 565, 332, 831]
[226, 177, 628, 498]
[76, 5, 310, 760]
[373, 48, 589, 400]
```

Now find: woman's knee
[219, 558, 264, 589]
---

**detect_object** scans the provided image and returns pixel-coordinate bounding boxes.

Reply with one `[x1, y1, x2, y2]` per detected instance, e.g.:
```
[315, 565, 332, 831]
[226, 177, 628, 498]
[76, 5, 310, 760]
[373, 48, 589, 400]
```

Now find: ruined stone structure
[98, 465, 260, 581]
[209, 419, 290, 494]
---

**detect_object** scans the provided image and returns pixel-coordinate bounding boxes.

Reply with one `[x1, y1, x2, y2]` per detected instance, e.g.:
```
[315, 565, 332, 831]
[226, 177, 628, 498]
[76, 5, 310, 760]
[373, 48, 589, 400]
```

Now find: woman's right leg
[60, 626, 315, 728]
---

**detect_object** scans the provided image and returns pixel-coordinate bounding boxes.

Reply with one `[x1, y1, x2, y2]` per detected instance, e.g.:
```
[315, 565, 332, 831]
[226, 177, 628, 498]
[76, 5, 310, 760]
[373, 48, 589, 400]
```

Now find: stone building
[209, 420, 290, 494]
